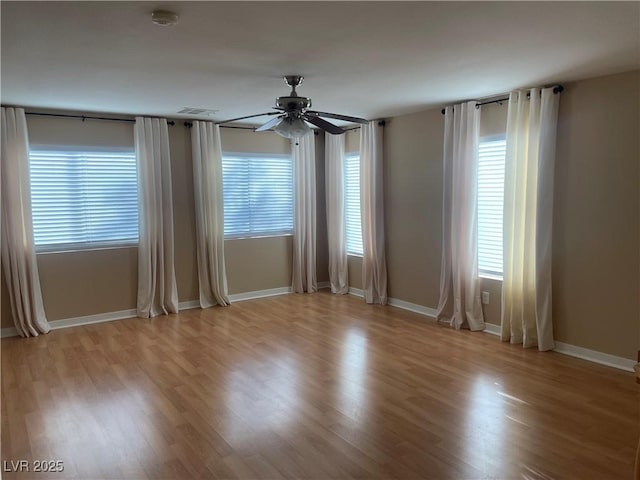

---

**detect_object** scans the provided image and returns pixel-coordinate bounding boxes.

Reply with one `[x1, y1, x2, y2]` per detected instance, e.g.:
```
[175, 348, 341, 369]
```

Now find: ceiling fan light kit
[273, 116, 312, 139]
[217, 76, 369, 138]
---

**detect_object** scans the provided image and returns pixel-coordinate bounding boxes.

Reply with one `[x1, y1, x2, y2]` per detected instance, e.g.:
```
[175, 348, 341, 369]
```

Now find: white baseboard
[181, 286, 302, 309]
[178, 300, 200, 311]
[49, 308, 137, 331]
[348, 287, 363, 297]
[388, 297, 437, 318]
[318, 281, 330, 290]
[483, 322, 501, 336]
[553, 341, 635, 372]
[349, 288, 437, 318]
[482, 322, 634, 372]
[1, 308, 137, 338]
[229, 286, 292, 302]
[0, 327, 17, 338]
[0, 287, 294, 338]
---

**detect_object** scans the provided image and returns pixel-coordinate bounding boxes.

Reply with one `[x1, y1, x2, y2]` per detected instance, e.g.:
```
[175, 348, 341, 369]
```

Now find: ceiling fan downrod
[284, 75, 304, 96]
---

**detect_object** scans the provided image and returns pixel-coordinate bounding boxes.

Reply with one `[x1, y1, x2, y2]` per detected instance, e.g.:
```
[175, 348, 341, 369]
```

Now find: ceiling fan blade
[216, 111, 280, 125]
[255, 115, 284, 132]
[306, 110, 369, 125]
[304, 115, 345, 135]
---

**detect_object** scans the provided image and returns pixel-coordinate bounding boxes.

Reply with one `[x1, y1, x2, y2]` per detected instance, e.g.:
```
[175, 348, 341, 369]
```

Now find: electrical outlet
[482, 291, 490, 305]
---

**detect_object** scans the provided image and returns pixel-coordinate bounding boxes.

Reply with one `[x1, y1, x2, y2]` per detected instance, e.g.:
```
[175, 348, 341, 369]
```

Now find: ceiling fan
[216, 75, 369, 138]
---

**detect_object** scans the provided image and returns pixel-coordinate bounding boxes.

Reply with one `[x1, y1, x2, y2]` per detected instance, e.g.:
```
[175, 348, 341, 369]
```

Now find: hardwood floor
[2, 291, 638, 479]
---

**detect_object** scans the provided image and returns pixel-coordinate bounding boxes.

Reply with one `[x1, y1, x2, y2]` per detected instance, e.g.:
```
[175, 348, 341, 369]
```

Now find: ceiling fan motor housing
[276, 96, 312, 113]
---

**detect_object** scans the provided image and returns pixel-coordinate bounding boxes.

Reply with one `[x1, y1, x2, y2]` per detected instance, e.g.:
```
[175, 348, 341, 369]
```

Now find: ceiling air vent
[177, 108, 219, 116]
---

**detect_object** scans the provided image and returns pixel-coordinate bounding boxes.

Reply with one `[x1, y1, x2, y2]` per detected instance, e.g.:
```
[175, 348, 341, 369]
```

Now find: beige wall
[348, 256, 363, 290]
[315, 132, 329, 284]
[345, 128, 360, 153]
[27, 113, 136, 148]
[38, 248, 138, 319]
[479, 278, 502, 326]
[1, 117, 325, 328]
[221, 128, 290, 155]
[384, 109, 444, 306]
[225, 236, 293, 293]
[375, 69, 639, 359]
[479, 101, 508, 138]
[552, 71, 639, 359]
[170, 122, 199, 302]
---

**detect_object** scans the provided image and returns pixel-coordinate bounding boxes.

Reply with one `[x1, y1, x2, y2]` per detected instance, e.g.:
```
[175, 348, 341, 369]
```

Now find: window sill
[347, 252, 363, 258]
[479, 273, 503, 282]
[36, 243, 138, 255]
[224, 233, 294, 241]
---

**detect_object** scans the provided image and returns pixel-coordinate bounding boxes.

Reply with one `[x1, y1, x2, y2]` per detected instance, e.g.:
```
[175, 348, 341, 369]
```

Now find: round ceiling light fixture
[151, 10, 179, 27]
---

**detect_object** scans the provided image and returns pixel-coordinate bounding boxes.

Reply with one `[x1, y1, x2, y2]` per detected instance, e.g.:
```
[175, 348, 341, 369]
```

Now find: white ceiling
[2, 1, 638, 125]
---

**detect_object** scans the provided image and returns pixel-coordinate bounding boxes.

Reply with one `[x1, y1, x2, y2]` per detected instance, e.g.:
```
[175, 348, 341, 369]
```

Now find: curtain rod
[440, 85, 564, 115]
[344, 120, 386, 132]
[183, 122, 256, 130]
[24, 112, 176, 126]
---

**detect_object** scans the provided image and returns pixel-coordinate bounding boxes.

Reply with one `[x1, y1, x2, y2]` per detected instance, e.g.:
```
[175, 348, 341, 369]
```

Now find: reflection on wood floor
[2, 291, 638, 479]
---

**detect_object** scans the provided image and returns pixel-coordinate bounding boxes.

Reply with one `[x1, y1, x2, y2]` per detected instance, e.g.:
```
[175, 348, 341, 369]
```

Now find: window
[344, 153, 363, 256]
[477, 137, 506, 278]
[222, 153, 293, 239]
[29, 148, 138, 251]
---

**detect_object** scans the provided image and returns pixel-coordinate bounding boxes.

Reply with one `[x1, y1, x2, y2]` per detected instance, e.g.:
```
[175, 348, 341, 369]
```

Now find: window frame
[29, 145, 139, 254]
[344, 151, 363, 257]
[221, 151, 294, 240]
[477, 134, 506, 280]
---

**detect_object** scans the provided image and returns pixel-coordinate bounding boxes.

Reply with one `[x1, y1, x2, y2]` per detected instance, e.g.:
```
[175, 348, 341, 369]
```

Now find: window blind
[222, 154, 293, 238]
[344, 153, 363, 256]
[477, 138, 506, 277]
[29, 149, 138, 251]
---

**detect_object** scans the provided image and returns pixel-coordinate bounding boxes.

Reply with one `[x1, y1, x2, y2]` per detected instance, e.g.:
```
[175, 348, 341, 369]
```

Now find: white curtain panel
[292, 134, 317, 293]
[135, 117, 178, 318]
[191, 121, 230, 308]
[435, 102, 484, 330]
[502, 88, 559, 351]
[360, 122, 387, 304]
[325, 133, 348, 294]
[0, 107, 50, 337]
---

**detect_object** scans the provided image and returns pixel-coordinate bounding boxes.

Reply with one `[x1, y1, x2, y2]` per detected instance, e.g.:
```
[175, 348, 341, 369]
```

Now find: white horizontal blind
[222, 154, 293, 238]
[29, 149, 138, 251]
[477, 138, 506, 277]
[344, 153, 363, 255]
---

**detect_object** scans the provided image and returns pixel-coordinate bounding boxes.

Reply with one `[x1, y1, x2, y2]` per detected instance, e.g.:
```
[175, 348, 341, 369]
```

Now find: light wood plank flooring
[2, 292, 638, 479]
